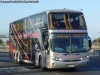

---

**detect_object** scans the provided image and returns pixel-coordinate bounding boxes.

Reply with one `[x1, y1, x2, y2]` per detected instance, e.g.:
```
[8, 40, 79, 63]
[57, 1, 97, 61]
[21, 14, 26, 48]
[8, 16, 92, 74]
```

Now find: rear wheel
[13, 53, 17, 63]
[16, 53, 23, 64]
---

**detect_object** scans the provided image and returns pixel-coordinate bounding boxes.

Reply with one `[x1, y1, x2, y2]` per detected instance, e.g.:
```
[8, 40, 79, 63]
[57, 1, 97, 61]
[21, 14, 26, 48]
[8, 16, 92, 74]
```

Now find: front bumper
[49, 59, 89, 69]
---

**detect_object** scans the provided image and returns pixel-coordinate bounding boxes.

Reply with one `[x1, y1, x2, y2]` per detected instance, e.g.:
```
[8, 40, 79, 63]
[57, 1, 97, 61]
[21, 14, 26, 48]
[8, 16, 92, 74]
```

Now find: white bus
[9, 9, 91, 71]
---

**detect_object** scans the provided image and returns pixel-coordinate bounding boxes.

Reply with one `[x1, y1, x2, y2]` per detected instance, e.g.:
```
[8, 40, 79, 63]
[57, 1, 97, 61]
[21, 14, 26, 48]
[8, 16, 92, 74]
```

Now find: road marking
[0, 67, 30, 71]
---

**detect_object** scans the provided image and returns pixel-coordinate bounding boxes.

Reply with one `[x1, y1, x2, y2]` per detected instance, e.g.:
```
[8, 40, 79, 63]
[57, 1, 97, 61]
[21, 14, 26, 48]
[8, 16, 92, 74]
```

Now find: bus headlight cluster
[80, 56, 89, 60]
[52, 57, 62, 61]
[85, 56, 89, 59]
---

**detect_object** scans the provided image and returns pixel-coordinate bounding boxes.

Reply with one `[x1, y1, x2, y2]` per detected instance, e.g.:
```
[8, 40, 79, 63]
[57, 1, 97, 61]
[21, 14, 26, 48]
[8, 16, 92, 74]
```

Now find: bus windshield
[51, 34, 70, 53]
[51, 33, 89, 53]
[71, 34, 89, 53]
[49, 13, 87, 30]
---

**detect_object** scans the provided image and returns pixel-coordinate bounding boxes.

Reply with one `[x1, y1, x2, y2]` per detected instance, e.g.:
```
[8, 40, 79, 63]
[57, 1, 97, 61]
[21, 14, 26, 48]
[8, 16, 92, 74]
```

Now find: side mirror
[88, 36, 92, 50]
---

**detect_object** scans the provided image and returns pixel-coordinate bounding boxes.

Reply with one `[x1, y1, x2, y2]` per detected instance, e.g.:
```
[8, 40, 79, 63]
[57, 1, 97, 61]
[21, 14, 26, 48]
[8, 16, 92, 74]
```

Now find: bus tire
[39, 56, 47, 71]
[38, 56, 41, 67]
[14, 53, 17, 64]
[16, 53, 23, 64]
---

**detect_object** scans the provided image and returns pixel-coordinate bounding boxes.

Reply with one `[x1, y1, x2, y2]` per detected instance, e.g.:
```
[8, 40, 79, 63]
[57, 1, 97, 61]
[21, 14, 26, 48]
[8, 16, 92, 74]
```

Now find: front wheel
[39, 57, 47, 71]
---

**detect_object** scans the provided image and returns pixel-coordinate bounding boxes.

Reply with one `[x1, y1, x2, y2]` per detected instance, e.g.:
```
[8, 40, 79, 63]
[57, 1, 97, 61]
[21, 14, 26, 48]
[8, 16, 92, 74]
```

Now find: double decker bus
[9, 9, 91, 71]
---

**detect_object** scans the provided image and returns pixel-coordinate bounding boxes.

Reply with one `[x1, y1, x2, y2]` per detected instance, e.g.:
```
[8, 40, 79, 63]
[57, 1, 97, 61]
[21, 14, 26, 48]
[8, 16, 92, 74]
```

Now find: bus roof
[10, 9, 82, 23]
[29, 9, 82, 17]
[45, 9, 82, 13]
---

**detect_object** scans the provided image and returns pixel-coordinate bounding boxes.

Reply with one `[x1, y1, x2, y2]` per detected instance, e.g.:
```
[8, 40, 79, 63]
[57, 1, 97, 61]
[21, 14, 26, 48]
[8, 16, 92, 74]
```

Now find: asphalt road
[0, 49, 100, 75]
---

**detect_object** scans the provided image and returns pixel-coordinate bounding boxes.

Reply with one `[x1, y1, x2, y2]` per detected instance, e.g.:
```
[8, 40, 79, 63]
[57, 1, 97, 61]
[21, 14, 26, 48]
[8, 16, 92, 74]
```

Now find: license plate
[68, 65, 75, 67]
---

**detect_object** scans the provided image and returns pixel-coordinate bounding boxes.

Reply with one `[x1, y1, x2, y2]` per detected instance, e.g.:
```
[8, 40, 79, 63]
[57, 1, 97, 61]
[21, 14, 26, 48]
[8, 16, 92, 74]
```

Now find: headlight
[80, 58, 83, 60]
[80, 56, 89, 60]
[51, 57, 62, 61]
[80, 57, 86, 60]
[86, 56, 89, 59]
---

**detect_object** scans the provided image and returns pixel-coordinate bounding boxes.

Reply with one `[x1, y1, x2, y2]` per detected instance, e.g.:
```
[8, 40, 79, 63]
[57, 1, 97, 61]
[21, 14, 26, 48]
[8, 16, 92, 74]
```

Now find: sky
[0, 0, 100, 41]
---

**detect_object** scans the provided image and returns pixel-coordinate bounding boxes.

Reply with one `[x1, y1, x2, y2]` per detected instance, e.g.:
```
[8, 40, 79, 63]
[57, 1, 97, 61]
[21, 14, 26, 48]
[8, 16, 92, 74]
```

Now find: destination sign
[56, 36, 68, 38]
[72, 34, 86, 36]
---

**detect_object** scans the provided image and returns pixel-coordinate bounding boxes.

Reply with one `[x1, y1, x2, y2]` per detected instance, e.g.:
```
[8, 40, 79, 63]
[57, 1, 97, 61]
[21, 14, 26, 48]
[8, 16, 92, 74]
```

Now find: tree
[93, 38, 100, 43]
[0, 39, 4, 45]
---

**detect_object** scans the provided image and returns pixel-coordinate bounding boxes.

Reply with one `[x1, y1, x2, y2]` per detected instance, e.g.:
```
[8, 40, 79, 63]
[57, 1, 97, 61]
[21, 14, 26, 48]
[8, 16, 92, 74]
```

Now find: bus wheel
[16, 54, 23, 64]
[70, 67, 76, 71]
[39, 57, 47, 71]
[14, 53, 17, 64]
[14, 57, 17, 63]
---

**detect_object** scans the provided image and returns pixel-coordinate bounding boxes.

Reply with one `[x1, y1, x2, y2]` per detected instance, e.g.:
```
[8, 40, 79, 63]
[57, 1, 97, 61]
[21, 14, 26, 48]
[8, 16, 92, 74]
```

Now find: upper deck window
[49, 12, 87, 30]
